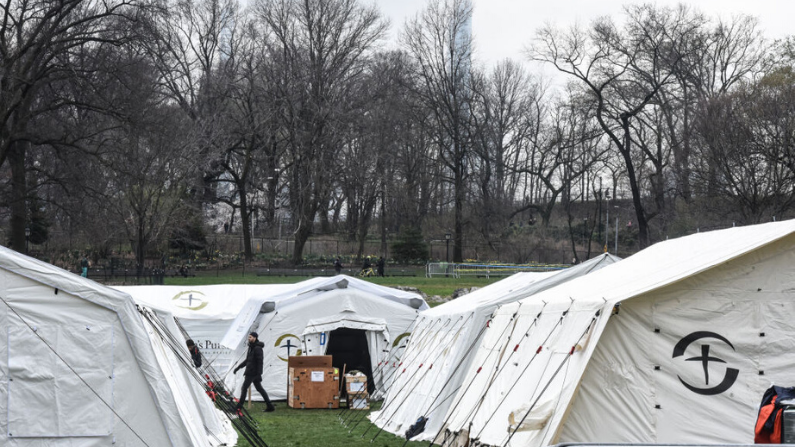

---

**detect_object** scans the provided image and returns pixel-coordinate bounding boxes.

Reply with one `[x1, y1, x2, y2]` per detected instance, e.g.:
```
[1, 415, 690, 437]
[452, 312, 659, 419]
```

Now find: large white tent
[220, 275, 427, 400]
[433, 219, 795, 447]
[115, 283, 295, 373]
[0, 246, 236, 446]
[370, 253, 620, 441]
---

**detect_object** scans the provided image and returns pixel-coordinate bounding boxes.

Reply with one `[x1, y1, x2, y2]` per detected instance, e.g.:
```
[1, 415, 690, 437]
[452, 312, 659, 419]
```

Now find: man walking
[233, 332, 275, 413]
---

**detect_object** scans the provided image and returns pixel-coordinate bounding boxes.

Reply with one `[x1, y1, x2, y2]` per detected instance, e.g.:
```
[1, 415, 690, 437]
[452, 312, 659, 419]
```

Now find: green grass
[163, 273, 502, 299]
[236, 401, 427, 447]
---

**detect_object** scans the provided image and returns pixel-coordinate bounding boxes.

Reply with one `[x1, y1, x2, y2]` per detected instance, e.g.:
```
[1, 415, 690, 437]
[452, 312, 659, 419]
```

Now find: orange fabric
[756, 396, 783, 443]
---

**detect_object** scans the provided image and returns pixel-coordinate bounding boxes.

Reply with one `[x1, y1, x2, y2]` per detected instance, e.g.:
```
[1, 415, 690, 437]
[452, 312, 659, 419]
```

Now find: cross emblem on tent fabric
[281, 340, 297, 356]
[275, 334, 303, 361]
[172, 290, 208, 310]
[673, 331, 739, 396]
[685, 344, 726, 385]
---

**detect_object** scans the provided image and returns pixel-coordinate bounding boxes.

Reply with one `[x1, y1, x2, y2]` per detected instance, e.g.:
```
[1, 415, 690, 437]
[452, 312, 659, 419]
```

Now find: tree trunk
[621, 117, 650, 248]
[8, 141, 27, 254]
[292, 217, 313, 265]
[135, 217, 146, 277]
[240, 185, 253, 261]
[380, 184, 387, 256]
[454, 162, 464, 263]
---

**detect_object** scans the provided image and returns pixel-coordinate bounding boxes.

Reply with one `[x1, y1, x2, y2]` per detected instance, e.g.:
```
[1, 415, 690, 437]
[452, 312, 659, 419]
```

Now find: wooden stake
[340, 363, 347, 403]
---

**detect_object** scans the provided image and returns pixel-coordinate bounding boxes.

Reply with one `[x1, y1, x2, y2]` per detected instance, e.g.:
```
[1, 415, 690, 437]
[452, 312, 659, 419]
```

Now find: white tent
[114, 283, 295, 373]
[435, 219, 795, 447]
[220, 275, 427, 400]
[370, 253, 620, 441]
[0, 246, 236, 446]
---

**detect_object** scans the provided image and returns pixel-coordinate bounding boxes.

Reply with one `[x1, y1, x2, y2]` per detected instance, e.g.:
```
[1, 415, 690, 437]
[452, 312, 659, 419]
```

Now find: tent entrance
[326, 328, 374, 394]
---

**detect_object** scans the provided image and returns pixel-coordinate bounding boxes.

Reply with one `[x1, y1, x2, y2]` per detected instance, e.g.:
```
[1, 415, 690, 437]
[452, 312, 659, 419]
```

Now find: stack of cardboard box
[287, 356, 340, 409]
[345, 371, 369, 410]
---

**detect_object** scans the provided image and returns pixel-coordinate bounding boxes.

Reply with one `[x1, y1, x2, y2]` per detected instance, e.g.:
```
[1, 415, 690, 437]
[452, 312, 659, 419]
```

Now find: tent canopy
[0, 246, 235, 446]
[221, 275, 427, 349]
[372, 253, 621, 442]
[438, 219, 795, 447]
[224, 279, 425, 400]
[114, 283, 297, 374]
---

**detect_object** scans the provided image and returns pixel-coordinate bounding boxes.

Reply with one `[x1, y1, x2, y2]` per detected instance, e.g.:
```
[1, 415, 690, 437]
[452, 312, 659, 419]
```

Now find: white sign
[311, 371, 325, 382]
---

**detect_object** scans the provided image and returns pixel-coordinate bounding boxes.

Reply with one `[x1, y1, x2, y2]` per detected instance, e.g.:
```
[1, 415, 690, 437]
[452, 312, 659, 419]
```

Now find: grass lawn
[237, 401, 428, 447]
[164, 273, 502, 300]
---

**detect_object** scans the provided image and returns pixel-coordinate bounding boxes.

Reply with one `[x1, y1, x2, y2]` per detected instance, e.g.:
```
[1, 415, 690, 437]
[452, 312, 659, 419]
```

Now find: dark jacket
[189, 346, 202, 368]
[237, 340, 265, 378]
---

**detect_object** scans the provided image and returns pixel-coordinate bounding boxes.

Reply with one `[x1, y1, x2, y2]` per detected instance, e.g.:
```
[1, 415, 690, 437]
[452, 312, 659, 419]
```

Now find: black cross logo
[673, 331, 739, 396]
[281, 339, 297, 357]
[685, 344, 726, 385]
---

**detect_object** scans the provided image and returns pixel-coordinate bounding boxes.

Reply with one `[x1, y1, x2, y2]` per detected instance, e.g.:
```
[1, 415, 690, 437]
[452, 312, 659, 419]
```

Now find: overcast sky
[373, 0, 791, 69]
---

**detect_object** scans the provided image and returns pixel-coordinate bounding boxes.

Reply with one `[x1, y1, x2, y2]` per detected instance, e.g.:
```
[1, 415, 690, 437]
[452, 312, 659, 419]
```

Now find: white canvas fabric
[220, 275, 427, 350]
[370, 254, 619, 441]
[436, 219, 795, 447]
[114, 283, 295, 373]
[223, 281, 425, 400]
[0, 245, 235, 446]
[140, 307, 237, 446]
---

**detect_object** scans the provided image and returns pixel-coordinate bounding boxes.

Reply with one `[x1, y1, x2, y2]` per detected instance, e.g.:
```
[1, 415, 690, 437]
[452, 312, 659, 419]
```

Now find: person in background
[376, 256, 385, 277]
[233, 332, 275, 413]
[334, 257, 343, 275]
[80, 256, 89, 277]
[186, 339, 202, 368]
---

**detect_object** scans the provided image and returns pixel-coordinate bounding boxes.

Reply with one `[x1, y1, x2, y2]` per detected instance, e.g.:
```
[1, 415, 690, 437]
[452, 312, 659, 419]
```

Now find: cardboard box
[345, 373, 368, 394]
[288, 366, 340, 409]
[349, 392, 370, 410]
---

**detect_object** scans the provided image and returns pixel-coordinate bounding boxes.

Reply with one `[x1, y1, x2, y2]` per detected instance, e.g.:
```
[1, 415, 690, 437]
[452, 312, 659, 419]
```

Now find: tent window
[7, 323, 114, 438]
[326, 328, 374, 393]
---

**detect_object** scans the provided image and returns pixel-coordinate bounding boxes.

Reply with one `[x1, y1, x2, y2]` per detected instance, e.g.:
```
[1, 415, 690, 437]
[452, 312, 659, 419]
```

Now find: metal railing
[426, 262, 569, 278]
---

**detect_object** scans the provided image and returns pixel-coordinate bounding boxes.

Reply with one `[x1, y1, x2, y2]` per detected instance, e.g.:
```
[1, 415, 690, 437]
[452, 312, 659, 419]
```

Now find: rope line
[369, 314, 475, 442]
[471, 306, 571, 441]
[356, 317, 456, 436]
[339, 316, 435, 425]
[139, 307, 269, 447]
[424, 303, 537, 447]
[499, 313, 598, 447]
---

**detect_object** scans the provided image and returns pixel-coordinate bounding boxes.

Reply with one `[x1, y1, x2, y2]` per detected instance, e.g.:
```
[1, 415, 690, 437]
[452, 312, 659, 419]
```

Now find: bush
[391, 226, 429, 264]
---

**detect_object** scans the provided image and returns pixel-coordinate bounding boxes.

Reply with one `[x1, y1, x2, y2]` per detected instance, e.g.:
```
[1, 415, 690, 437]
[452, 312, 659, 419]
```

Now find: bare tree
[470, 59, 541, 245]
[0, 0, 145, 252]
[403, 0, 473, 262]
[659, 13, 768, 203]
[530, 4, 703, 248]
[254, 0, 387, 264]
[69, 46, 200, 275]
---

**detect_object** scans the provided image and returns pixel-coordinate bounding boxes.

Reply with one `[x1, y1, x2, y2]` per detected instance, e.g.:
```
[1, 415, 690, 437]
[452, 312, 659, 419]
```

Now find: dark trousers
[237, 376, 273, 409]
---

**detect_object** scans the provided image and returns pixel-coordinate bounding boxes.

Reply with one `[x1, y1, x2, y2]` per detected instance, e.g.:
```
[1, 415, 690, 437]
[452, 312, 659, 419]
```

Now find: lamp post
[25, 226, 30, 254]
[445, 233, 451, 263]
